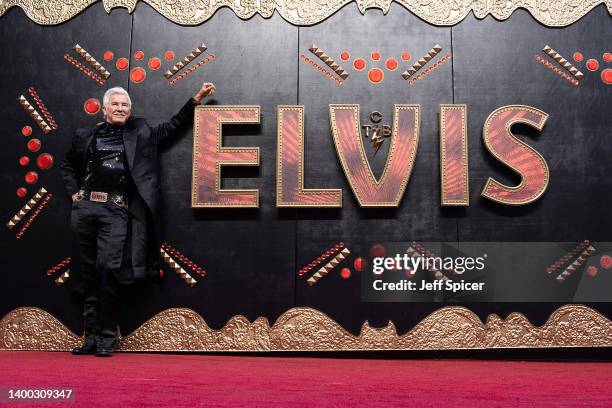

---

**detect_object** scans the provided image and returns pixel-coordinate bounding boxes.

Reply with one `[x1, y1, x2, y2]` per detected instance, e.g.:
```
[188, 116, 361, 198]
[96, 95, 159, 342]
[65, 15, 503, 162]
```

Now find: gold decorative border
[1, 305, 611, 351]
[1, 1, 611, 27]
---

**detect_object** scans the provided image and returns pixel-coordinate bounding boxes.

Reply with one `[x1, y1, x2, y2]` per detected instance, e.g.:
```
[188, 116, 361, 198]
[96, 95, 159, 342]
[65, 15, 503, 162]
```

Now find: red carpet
[0, 351, 611, 407]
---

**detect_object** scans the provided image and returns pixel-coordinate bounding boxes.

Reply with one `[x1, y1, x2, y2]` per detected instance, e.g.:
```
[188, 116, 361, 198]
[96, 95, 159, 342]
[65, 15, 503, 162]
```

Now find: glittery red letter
[481, 105, 549, 205]
[276, 106, 342, 207]
[192, 106, 260, 208]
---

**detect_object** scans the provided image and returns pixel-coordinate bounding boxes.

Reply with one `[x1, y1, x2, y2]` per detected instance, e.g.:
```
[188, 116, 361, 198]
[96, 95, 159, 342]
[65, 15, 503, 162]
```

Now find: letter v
[329, 104, 420, 207]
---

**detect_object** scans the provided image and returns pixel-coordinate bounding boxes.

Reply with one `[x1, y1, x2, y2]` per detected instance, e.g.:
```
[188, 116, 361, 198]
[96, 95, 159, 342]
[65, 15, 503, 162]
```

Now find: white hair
[103, 87, 132, 108]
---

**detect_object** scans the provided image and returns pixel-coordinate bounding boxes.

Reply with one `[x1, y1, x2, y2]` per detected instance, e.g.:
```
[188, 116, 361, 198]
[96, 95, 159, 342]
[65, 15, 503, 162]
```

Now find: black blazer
[60, 98, 198, 284]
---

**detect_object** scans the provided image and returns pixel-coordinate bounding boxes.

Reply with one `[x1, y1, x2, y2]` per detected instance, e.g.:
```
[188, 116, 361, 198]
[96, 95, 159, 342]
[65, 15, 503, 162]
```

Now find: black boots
[95, 336, 116, 357]
[72, 334, 116, 357]
[72, 334, 98, 355]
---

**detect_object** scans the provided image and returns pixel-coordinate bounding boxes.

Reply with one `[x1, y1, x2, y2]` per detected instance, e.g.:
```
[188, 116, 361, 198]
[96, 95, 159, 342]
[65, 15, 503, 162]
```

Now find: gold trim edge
[1, 305, 610, 351]
[0, 1, 610, 26]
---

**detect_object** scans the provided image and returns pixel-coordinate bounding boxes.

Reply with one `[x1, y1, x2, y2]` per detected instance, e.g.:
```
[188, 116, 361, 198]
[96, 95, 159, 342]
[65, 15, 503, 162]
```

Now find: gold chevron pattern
[73, 44, 111, 79]
[1, 305, 611, 351]
[5, 187, 47, 230]
[401, 44, 442, 80]
[54, 270, 70, 285]
[160, 248, 197, 287]
[306, 248, 350, 285]
[308, 43, 349, 80]
[555, 245, 596, 283]
[543, 45, 584, 79]
[164, 43, 207, 79]
[17, 95, 51, 133]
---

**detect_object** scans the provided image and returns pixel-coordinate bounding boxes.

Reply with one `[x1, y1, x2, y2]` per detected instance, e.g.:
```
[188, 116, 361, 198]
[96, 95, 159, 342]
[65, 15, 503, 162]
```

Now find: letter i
[439, 104, 469, 206]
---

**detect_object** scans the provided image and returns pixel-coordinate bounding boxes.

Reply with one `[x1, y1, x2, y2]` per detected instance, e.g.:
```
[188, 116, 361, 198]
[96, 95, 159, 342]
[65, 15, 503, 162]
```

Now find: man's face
[103, 93, 131, 125]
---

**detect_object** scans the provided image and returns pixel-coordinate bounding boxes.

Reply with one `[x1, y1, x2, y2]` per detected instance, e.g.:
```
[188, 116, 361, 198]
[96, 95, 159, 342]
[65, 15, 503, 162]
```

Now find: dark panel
[127, 4, 298, 330]
[0, 5, 132, 332]
[295, 4, 457, 334]
[453, 6, 612, 241]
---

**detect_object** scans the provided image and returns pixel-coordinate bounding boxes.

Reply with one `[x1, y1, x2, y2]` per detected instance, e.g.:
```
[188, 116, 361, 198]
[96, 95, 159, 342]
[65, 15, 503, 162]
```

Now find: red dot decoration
[148, 57, 161, 70]
[165, 50, 175, 61]
[354, 257, 365, 272]
[116, 57, 129, 71]
[600, 255, 612, 269]
[27, 138, 41, 152]
[572, 52, 583, 63]
[134, 50, 144, 60]
[587, 265, 598, 277]
[36, 153, 54, 170]
[19, 156, 30, 166]
[340, 51, 350, 61]
[84, 98, 101, 115]
[25, 171, 38, 184]
[16, 187, 27, 198]
[401, 52, 411, 61]
[370, 244, 385, 258]
[21, 126, 32, 137]
[353, 58, 366, 71]
[368, 68, 384, 84]
[586, 59, 599, 71]
[159, 269, 164, 278]
[103, 51, 114, 61]
[602, 68, 612, 85]
[130, 67, 146, 83]
[371, 52, 381, 61]
[603, 52, 612, 63]
[340, 267, 352, 279]
[385, 57, 398, 71]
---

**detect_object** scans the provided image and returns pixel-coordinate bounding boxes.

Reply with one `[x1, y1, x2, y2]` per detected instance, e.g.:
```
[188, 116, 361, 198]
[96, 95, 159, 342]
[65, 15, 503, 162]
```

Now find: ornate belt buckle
[112, 195, 127, 208]
[75, 190, 85, 202]
[90, 191, 108, 202]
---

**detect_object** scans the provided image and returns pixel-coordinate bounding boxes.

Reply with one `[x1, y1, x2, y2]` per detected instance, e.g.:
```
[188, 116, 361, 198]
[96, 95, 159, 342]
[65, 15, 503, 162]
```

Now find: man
[61, 82, 215, 357]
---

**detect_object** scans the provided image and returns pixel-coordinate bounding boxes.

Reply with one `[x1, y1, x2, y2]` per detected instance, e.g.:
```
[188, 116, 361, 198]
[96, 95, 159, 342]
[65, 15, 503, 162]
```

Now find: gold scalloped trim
[1, 305, 611, 351]
[0, 1, 611, 26]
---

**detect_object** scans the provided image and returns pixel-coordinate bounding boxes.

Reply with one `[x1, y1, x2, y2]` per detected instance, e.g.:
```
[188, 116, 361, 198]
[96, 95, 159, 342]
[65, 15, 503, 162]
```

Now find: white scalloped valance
[0, 0, 611, 26]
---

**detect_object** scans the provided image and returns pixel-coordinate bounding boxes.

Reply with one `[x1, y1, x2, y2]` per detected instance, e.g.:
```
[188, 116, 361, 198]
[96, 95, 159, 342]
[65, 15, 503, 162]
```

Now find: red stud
[116, 58, 129, 71]
[340, 267, 351, 279]
[586, 59, 599, 71]
[130, 67, 146, 83]
[25, 171, 38, 184]
[572, 52, 583, 63]
[21, 126, 32, 137]
[19, 156, 30, 166]
[84, 98, 101, 115]
[103, 51, 114, 61]
[37, 153, 54, 170]
[353, 58, 366, 71]
[16, 187, 27, 198]
[148, 57, 161, 70]
[27, 138, 41, 152]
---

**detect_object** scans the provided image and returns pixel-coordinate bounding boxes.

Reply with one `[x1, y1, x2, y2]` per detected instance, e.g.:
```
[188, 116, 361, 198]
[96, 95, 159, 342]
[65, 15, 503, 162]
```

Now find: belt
[76, 189, 128, 208]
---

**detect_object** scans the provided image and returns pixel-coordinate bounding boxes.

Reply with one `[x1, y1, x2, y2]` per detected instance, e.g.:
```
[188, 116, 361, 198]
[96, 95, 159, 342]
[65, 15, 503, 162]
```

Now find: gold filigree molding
[1, 305, 611, 351]
[0, 1, 611, 26]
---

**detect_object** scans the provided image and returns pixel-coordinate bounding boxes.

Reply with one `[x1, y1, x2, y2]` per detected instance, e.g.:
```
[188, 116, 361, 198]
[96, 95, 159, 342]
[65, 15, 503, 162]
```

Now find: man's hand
[193, 82, 216, 104]
[71, 192, 79, 203]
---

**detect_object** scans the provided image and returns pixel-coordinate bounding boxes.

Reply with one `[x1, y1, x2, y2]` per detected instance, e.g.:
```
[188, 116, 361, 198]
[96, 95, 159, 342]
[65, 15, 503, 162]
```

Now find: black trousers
[71, 199, 128, 346]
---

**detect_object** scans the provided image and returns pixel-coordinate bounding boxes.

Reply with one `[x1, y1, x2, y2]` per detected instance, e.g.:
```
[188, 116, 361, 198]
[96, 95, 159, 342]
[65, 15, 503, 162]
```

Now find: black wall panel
[1, 3, 610, 337]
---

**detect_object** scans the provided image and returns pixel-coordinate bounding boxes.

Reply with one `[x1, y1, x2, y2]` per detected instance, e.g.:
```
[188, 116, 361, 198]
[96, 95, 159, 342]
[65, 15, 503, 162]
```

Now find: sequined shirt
[82, 123, 131, 193]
